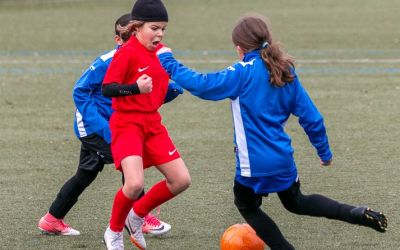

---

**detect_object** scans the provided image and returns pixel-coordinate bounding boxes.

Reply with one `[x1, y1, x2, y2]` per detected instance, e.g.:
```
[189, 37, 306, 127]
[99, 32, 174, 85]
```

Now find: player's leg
[277, 179, 387, 232]
[38, 134, 112, 236]
[126, 157, 189, 246]
[155, 157, 191, 195]
[49, 134, 113, 218]
[131, 126, 191, 219]
[121, 118, 188, 249]
[233, 181, 295, 250]
[124, 183, 171, 236]
[105, 156, 145, 250]
[128, 158, 189, 239]
[134, 157, 191, 215]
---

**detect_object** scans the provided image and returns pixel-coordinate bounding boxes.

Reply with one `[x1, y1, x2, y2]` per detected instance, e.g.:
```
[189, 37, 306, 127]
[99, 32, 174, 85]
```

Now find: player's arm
[102, 48, 152, 97]
[291, 73, 333, 163]
[158, 50, 242, 100]
[102, 82, 140, 97]
[73, 60, 112, 143]
[103, 78, 182, 101]
[102, 74, 152, 97]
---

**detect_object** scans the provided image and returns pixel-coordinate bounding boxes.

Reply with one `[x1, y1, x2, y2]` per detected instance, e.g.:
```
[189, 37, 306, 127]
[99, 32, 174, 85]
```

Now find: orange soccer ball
[220, 223, 265, 250]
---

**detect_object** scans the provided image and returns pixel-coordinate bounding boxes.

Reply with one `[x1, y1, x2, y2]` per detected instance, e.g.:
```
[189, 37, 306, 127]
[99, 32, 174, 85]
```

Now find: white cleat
[104, 226, 124, 250]
[125, 209, 147, 250]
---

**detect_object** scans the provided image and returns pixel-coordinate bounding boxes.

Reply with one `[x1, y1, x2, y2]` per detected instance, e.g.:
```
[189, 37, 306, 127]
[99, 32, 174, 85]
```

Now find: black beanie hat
[131, 0, 168, 22]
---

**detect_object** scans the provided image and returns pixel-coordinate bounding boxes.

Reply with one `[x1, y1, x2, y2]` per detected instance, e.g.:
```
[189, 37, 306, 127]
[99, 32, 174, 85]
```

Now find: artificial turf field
[0, 0, 399, 249]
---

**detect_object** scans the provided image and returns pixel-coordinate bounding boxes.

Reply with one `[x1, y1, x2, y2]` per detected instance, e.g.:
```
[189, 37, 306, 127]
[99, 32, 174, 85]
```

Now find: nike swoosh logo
[148, 225, 164, 231]
[125, 220, 134, 234]
[138, 66, 149, 72]
[168, 149, 177, 156]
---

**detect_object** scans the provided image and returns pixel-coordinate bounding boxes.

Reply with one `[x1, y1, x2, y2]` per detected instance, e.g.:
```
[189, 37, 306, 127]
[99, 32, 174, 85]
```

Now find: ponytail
[232, 15, 295, 87]
[260, 42, 295, 87]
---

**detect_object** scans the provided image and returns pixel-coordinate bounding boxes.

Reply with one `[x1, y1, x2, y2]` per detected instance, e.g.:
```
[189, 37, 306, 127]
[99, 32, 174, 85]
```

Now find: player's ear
[235, 46, 244, 60]
[115, 35, 123, 46]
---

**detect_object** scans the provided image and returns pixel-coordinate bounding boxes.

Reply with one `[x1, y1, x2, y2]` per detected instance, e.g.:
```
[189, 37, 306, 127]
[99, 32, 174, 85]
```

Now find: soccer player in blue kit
[38, 13, 182, 237]
[157, 14, 387, 250]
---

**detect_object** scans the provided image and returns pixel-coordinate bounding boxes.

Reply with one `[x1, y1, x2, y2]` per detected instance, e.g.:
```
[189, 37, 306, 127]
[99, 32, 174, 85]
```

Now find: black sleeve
[102, 82, 140, 97]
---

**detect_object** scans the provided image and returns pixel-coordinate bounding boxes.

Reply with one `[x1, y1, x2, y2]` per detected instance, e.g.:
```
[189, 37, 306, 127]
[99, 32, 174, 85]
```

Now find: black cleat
[350, 206, 387, 233]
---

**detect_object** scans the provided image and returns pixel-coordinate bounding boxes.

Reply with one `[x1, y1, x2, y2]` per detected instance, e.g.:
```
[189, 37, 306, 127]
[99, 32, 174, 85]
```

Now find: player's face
[136, 21, 167, 51]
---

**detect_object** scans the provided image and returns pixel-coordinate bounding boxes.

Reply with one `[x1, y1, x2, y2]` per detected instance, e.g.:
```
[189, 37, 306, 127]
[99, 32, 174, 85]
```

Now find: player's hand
[137, 74, 152, 93]
[320, 158, 333, 166]
[156, 46, 172, 56]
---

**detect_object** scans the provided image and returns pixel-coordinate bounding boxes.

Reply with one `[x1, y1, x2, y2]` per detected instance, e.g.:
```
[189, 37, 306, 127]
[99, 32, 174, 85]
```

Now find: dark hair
[114, 13, 133, 42]
[232, 15, 295, 87]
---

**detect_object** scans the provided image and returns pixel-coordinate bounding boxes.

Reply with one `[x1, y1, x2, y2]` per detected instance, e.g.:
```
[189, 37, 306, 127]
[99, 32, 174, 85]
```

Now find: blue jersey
[73, 49, 116, 144]
[159, 51, 332, 182]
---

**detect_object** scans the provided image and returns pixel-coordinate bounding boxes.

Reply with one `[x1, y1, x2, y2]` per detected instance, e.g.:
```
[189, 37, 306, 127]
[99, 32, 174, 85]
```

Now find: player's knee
[235, 202, 260, 220]
[281, 193, 305, 215]
[123, 181, 144, 199]
[171, 173, 191, 194]
[234, 196, 261, 214]
[74, 169, 98, 188]
[282, 202, 300, 214]
[180, 173, 191, 190]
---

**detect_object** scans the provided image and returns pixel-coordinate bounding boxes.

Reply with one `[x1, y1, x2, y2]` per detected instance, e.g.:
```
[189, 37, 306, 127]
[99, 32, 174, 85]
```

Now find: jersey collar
[243, 50, 260, 62]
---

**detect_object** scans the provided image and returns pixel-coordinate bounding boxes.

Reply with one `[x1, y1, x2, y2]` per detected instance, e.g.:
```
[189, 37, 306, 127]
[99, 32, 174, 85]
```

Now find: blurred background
[0, 0, 399, 249]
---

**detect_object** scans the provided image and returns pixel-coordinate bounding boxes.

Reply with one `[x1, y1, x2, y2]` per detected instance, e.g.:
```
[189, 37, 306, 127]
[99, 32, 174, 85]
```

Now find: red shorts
[110, 111, 180, 170]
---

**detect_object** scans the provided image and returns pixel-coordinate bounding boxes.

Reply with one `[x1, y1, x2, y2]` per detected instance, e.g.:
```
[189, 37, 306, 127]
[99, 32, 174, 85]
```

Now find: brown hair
[232, 14, 295, 87]
[115, 14, 135, 42]
[129, 20, 146, 36]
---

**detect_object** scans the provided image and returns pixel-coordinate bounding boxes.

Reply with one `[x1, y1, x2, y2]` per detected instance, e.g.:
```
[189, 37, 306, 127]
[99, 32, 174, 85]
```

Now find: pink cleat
[142, 213, 171, 236]
[38, 212, 80, 236]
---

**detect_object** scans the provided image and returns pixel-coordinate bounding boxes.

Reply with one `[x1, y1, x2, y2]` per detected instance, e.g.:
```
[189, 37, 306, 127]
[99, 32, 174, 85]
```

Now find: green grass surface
[1, 0, 399, 249]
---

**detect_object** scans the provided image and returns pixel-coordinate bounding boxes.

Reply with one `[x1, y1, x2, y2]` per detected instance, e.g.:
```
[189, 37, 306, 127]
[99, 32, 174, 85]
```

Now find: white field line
[184, 58, 400, 64]
[0, 0, 84, 6]
[1, 58, 400, 65]
[0, 59, 88, 65]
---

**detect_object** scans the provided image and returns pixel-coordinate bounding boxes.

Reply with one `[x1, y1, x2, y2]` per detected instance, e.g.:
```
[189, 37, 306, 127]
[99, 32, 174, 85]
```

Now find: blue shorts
[235, 167, 298, 195]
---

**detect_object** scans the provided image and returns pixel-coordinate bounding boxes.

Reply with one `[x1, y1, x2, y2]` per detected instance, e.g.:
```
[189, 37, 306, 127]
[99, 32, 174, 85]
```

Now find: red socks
[109, 181, 174, 231]
[134, 180, 174, 218]
[109, 188, 135, 232]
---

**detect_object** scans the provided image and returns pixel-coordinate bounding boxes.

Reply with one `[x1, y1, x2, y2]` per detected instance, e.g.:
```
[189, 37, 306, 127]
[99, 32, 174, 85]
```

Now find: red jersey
[103, 36, 169, 113]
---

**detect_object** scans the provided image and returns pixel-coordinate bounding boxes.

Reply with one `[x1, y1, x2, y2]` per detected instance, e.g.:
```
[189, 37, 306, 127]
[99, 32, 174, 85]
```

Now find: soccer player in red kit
[101, 0, 191, 249]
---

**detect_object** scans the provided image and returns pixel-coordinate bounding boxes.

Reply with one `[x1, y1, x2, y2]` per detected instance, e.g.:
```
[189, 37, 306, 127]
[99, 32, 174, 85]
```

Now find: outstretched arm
[158, 50, 242, 101]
